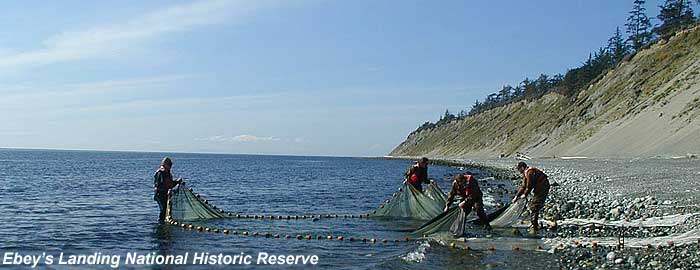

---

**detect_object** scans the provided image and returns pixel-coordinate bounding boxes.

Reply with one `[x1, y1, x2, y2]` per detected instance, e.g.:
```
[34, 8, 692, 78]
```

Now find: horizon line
[0, 146, 379, 159]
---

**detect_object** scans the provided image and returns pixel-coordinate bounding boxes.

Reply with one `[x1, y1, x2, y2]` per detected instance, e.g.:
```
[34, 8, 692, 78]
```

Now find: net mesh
[409, 200, 523, 238]
[370, 183, 447, 220]
[167, 181, 524, 240]
[490, 199, 527, 227]
[168, 184, 228, 221]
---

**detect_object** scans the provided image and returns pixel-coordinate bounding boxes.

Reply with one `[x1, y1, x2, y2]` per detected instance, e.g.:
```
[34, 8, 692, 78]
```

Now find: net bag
[168, 184, 228, 221]
[409, 200, 521, 238]
[370, 183, 447, 220]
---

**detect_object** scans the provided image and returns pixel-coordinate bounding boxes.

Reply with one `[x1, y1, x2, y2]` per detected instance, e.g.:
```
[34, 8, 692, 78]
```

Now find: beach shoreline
[384, 155, 700, 269]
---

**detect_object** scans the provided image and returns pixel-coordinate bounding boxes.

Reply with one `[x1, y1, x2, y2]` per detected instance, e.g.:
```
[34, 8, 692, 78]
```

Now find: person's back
[523, 166, 549, 195]
[445, 173, 491, 231]
[154, 166, 174, 194]
[403, 157, 430, 192]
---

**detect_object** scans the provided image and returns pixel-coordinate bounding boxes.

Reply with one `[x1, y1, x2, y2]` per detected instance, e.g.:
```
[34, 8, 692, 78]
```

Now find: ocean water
[0, 149, 557, 269]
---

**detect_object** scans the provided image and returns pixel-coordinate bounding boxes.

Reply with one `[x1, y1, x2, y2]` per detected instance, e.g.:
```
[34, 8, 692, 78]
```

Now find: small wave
[400, 240, 431, 263]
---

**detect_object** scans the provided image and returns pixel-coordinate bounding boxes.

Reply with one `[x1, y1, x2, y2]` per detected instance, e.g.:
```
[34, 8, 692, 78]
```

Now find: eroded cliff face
[391, 26, 700, 159]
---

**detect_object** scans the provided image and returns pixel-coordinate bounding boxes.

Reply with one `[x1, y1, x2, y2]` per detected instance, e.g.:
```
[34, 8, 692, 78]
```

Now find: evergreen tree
[442, 109, 453, 120]
[608, 27, 629, 64]
[534, 74, 551, 95]
[512, 85, 524, 98]
[498, 85, 514, 101]
[655, 0, 695, 36]
[625, 0, 653, 51]
[458, 110, 468, 118]
[521, 78, 537, 98]
[551, 74, 564, 86]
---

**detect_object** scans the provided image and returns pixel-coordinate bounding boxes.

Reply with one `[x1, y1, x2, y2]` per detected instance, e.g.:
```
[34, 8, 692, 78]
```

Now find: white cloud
[0, 0, 274, 69]
[195, 134, 282, 143]
[0, 74, 194, 97]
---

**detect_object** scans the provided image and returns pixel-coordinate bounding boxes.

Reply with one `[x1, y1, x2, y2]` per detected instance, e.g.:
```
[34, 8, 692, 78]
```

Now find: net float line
[164, 188, 412, 246]
[180, 185, 373, 220]
[164, 210, 413, 245]
[166, 194, 541, 251]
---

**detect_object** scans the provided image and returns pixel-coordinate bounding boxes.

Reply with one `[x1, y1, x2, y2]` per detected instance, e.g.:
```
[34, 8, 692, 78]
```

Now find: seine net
[168, 184, 228, 221]
[370, 183, 447, 220]
[409, 200, 523, 238]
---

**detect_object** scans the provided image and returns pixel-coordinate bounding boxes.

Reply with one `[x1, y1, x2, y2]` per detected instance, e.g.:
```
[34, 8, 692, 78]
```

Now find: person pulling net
[410, 172, 503, 237]
[369, 157, 448, 220]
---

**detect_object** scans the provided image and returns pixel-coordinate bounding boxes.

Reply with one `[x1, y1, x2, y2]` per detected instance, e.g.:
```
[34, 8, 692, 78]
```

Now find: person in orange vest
[402, 157, 434, 192]
[153, 157, 184, 223]
[444, 173, 492, 231]
[512, 161, 550, 235]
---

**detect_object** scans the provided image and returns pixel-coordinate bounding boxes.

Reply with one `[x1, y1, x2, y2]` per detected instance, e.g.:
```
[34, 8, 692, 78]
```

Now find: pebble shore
[393, 157, 700, 269]
[524, 166, 700, 269]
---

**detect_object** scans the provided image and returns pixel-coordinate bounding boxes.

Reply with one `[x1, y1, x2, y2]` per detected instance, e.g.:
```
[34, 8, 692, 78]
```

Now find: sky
[0, 0, 683, 156]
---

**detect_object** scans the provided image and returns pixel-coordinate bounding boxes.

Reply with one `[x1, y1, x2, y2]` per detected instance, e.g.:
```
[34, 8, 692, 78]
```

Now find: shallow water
[0, 149, 558, 269]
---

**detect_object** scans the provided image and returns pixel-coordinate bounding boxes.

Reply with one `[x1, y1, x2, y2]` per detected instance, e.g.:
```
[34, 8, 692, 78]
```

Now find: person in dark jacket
[512, 161, 550, 235]
[444, 173, 492, 231]
[154, 157, 183, 223]
[403, 157, 433, 192]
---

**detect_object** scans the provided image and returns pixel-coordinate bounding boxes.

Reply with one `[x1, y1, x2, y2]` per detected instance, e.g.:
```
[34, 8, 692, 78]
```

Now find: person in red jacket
[153, 157, 183, 223]
[444, 173, 492, 231]
[403, 157, 433, 192]
[512, 161, 550, 235]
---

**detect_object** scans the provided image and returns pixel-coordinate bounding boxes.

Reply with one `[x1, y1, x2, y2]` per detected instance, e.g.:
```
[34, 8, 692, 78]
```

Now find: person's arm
[513, 174, 529, 202]
[524, 170, 535, 195]
[153, 171, 162, 193]
[444, 182, 456, 211]
[422, 167, 430, 184]
[403, 166, 414, 184]
[516, 174, 529, 196]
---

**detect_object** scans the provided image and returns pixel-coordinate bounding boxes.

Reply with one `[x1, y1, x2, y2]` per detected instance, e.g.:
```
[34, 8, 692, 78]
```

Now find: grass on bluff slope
[391, 26, 700, 158]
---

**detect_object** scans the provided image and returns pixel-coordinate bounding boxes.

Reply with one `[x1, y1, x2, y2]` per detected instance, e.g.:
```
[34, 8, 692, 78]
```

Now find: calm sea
[0, 149, 557, 269]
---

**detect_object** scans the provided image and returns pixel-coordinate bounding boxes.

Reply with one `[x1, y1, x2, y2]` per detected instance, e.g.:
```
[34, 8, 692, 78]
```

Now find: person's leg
[473, 199, 492, 230]
[461, 199, 474, 214]
[529, 191, 548, 231]
[156, 193, 167, 223]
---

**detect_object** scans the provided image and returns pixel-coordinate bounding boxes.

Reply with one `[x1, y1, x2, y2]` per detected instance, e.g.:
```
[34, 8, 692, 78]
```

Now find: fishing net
[370, 183, 447, 220]
[168, 184, 228, 221]
[410, 206, 469, 237]
[490, 199, 527, 227]
[409, 200, 521, 238]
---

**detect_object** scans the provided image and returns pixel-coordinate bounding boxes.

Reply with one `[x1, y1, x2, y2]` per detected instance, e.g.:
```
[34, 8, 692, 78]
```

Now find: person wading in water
[512, 161, 550, 235]
[444, 173, 492, 231]
[153, 157, 183, 223]
[403, 157, 434, 192]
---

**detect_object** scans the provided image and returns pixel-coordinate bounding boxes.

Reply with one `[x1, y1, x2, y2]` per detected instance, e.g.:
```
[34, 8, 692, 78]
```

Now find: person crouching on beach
[512, 161, 550, 235]
[403, 157, 434, 192]
[444, 173, 492, 231]
[154, 157, 184, 223]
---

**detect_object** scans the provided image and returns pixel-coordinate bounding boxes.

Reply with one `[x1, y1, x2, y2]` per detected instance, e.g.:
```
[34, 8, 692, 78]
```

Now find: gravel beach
[443, 157, 700, 269]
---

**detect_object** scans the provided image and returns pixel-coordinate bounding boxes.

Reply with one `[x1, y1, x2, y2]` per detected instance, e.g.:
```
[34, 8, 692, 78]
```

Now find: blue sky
[0, 0, 680, 156]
